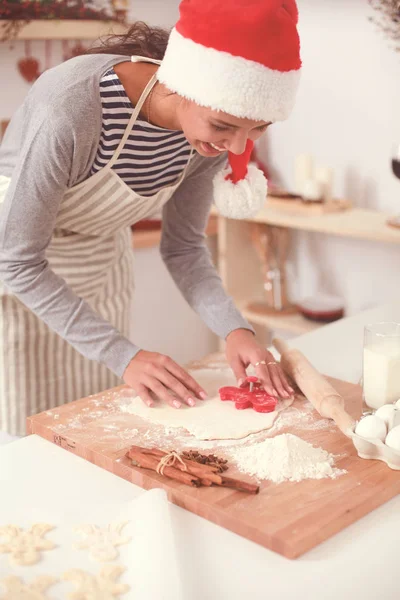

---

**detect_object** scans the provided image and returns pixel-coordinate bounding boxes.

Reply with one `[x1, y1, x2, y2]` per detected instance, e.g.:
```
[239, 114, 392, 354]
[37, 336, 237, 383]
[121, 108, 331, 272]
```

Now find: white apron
[0, 57, 193, 436]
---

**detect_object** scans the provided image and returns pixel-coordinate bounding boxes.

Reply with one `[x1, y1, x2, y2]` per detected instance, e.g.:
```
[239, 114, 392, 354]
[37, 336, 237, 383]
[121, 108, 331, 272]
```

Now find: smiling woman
[0, 0, 300, 436]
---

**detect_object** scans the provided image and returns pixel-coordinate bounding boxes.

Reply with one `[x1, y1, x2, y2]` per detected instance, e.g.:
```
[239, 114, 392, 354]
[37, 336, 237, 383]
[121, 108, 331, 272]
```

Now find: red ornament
[17, 57, 40, 83]
[17, 40, 40, 83]
[219, 376, 277, 413]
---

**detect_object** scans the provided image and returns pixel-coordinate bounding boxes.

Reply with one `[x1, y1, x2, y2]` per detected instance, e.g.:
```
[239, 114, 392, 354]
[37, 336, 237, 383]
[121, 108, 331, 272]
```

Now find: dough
[73, 521, 131, 562]
[62, 565, 129, 599]
[0, 575, 57, 599]
[0, 524, 55, 566]
[121, 368, 294, 440]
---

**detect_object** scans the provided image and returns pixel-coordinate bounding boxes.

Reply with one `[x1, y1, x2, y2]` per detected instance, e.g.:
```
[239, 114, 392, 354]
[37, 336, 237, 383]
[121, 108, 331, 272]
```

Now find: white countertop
[2, 302, 400, 600]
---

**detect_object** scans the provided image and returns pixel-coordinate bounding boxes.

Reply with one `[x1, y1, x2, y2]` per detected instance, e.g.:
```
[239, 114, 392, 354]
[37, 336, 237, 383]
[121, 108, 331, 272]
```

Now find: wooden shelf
[211, 205, 400, 244]
[248, 205, 400, 245]
[0, 19, 128, 41]
[240, 305, 322, 335]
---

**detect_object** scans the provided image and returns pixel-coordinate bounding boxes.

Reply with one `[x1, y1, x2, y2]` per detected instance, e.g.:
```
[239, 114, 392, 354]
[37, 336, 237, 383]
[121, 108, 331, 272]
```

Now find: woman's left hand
[225, 328, 294, 398]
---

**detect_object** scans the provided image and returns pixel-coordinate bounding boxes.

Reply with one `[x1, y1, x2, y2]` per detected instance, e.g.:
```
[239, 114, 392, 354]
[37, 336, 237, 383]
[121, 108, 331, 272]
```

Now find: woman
[0, 0, 301, 436]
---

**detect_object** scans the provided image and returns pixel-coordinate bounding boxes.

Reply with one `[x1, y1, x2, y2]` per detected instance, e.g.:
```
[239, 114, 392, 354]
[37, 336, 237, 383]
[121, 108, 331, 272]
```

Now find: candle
[294, 154, 313, 196]
[302, 178, 322, 202]
[315, 167, 334, 202]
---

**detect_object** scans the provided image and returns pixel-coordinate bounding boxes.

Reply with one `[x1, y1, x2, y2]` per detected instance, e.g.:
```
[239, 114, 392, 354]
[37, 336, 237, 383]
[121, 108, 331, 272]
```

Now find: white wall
[1, 0, 400, 362]
[261, 0, 400, 314]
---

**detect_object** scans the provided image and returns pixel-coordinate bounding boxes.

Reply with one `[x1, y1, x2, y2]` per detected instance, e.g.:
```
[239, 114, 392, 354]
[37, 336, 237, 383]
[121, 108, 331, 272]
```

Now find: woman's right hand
[123, 350, 208, 408]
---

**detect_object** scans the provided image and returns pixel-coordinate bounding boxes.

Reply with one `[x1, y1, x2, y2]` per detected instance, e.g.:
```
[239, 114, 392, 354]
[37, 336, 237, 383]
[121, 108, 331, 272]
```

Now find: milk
[363, 341, 400, 409]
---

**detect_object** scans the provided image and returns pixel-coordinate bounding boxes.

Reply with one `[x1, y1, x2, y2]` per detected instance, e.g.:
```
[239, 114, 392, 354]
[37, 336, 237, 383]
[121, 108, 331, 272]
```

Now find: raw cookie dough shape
[0, 574, 57, 600]
[122, 368, 294, 440]
[73, 521, 131, 562]
[63, 564, 129, 600]
[0, 524, 56, 566]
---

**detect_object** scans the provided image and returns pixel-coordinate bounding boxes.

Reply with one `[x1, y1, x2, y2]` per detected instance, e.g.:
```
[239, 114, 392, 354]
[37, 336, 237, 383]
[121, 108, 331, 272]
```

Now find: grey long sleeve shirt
[0, 53, 253, 378]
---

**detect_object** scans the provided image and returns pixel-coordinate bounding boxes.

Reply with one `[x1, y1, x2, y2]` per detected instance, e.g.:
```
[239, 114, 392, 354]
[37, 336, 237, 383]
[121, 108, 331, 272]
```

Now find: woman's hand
[225, 329, 294, 398]
[123, 350, 207, 408]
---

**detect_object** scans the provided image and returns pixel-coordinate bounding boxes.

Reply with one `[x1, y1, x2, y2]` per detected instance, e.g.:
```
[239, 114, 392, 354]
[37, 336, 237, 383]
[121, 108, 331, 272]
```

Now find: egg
[375, 404, 400, 430]
[396, 399, 400, 409]
[355, 415, 387, 441]
[385, 425, 400, 451]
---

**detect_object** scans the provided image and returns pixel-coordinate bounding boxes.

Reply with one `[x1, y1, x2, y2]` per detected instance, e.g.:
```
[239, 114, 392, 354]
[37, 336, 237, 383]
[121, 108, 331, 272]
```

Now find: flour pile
[229, 433, 345, 483]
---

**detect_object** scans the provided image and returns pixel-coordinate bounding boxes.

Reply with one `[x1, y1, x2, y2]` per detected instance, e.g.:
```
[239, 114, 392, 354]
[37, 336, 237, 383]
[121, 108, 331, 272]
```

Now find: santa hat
[157, 0, 302, 219]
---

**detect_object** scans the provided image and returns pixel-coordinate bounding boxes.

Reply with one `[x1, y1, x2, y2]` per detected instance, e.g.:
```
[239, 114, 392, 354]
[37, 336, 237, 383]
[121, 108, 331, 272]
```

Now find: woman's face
[176, 99, 272, 157]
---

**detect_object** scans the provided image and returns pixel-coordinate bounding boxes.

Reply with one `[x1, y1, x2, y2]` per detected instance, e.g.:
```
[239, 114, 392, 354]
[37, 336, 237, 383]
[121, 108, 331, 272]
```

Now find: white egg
[396, 399, 400, 409]
[375, 404, 400, 429]
[385, 425, 400, 451]
[355, 415, 387, 441]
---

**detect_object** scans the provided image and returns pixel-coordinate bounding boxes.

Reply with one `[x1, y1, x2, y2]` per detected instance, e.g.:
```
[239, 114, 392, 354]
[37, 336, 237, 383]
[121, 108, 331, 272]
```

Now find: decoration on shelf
[17, 40, 40, 82]
[247, 222, 295, 316]
[17, 39, 53, 83]
[368, 0, 400, 52]
[62, 39, 87, 61]
[0, 0, 128, 42]
[293, 153, 335, 203]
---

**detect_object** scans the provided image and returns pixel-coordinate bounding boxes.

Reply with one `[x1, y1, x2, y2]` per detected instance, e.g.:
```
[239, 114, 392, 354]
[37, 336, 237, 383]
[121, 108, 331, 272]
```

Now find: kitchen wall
[1, 0, 399, 363]
[263, 0, 400, 314]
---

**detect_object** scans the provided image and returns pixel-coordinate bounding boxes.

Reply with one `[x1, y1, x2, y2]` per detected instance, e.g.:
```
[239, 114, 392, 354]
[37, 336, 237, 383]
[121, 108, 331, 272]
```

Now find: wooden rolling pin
[272, 337, 356, 436]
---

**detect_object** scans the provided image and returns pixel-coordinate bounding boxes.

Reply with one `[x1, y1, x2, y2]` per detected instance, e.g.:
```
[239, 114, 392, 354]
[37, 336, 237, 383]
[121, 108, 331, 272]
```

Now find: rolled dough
[121, 368, 293, 440]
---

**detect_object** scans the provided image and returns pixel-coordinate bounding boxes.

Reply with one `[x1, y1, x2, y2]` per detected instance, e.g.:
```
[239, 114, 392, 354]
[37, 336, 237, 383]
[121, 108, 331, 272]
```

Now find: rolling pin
[272, 337, 356, 436]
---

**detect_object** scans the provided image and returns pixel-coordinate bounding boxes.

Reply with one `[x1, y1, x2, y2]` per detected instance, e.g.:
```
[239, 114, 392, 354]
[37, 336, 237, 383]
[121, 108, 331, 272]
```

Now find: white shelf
[0, 19, 128, 41]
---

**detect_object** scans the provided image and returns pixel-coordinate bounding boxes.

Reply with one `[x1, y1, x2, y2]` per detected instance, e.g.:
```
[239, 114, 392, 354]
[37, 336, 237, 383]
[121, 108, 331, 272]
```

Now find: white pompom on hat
[157, 0, 302, 218]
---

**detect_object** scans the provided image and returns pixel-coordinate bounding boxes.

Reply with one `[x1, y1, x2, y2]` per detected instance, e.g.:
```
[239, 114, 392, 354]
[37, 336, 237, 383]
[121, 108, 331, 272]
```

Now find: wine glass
[392, 143, 400, 180]
[387, 144, 400, 228]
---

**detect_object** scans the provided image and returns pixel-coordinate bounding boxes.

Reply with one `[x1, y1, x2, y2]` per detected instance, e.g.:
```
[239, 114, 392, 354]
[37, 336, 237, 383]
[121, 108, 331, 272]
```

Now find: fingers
[164, 358, 208, 401]
[155, 369, 198, 407]
[125, 351, 207, 408]
[254, 364, 276, 396]
[254, 360, 294, 398]
[135, 385, 155, 408]
[230, 357, 247, 386]
[139, 377, 182, 409]
[277, 368, 294, 396]
[266, 363, 289, 398]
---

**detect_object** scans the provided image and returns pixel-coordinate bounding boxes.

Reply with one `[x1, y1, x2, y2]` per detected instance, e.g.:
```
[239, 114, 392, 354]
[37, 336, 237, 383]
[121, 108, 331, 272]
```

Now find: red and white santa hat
[157, 0, 302, 218]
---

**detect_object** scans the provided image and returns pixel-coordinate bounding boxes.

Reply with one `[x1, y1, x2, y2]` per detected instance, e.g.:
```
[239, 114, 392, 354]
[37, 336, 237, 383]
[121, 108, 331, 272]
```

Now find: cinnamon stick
[130, 446, 222, 482]
[145, 446, 221, 472]
[220, 475, 259, 495]
[127, 446, 259, 494]
[127, 448, 201, 487]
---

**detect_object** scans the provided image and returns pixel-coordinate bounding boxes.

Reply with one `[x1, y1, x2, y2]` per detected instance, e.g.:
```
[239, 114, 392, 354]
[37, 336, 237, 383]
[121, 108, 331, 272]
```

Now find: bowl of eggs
[351, 399, 400, 470]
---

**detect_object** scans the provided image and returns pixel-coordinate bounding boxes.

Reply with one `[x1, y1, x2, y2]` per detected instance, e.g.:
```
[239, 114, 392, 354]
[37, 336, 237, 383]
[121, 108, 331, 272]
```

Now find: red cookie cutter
[219, 376, 278, 413]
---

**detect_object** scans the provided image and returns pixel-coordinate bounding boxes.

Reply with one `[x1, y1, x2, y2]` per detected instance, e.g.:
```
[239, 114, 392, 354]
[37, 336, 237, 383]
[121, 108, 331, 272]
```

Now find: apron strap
[108, 57, 161, 168]
[131, 56, 161, 66]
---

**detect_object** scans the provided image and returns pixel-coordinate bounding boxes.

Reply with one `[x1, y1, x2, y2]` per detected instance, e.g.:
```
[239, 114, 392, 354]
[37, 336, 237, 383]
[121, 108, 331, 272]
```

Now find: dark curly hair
[86, 21, 170, 59]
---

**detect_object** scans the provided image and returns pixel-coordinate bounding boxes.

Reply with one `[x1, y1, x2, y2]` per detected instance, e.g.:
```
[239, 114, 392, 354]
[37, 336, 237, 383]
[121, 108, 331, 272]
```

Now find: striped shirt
[91, 68, 192, 196]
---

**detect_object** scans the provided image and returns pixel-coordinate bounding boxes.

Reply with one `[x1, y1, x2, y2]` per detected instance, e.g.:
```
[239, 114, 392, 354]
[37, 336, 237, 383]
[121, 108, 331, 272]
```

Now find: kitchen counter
[1, 301, 400, 600]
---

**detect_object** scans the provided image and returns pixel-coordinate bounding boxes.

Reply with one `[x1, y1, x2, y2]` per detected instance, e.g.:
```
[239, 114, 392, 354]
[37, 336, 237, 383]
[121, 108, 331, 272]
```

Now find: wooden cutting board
[26, 358, 400, 559]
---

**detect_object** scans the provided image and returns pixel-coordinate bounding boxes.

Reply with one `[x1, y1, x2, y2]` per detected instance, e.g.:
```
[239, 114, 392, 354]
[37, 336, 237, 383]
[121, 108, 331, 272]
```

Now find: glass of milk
[363, 322, 400, 409]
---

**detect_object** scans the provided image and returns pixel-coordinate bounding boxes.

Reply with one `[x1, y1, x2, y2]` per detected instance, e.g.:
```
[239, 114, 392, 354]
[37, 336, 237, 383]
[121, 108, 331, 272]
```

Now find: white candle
[294, 154, 313, 196]
[315, 167, 334, 202]
[302, 178, 322, 201]
[363, 341, 400, 409]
